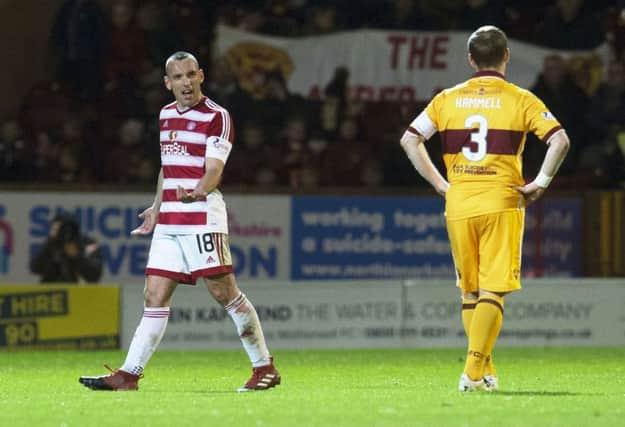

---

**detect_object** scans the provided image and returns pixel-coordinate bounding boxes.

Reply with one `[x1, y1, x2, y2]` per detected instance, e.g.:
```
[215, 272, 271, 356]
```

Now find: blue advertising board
[523, 198, 582, 276]
[1, 193, 582, 282]
[291, 196, 454, 280]
[291, 196, 582, 280]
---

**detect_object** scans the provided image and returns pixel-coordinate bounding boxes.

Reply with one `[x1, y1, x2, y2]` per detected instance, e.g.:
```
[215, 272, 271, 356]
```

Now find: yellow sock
[484, 355, 497, 377]
[464, 294, 504, 381]
[462, 297, 497, 377]
[483, 295, 504, 376]
[461, 297, 477, 337]
[482, 294, 504, 361]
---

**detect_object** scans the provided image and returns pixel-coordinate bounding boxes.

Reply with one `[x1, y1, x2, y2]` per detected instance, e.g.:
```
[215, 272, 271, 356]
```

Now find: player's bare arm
[400, 130, 450, 196]
[177, 158, 225, 203]
[131, 168, 163, 235]
[515, 129, 570, 206]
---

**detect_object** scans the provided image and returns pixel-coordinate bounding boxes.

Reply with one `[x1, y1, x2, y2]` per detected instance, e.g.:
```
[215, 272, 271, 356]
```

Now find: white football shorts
[145, 232, 233, 285]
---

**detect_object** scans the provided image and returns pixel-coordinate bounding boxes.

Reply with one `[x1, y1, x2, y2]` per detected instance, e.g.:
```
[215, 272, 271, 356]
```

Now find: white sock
[121, 306, 170, 375]
[225, 293, 271, 367]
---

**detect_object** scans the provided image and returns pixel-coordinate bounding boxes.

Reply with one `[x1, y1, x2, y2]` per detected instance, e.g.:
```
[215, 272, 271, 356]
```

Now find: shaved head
[165, 51, 199, 76]
[163, 51, 204, 109]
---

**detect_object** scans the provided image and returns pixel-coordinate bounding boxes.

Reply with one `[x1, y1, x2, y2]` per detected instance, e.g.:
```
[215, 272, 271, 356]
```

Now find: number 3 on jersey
[463, 114, 488, 162]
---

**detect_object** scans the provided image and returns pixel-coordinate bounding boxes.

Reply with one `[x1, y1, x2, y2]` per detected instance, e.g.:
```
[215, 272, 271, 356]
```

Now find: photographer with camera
[30, 213, 103, 283]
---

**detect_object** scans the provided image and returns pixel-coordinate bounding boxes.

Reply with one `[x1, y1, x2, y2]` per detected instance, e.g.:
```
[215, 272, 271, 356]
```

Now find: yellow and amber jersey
[408, 70, 563, 220]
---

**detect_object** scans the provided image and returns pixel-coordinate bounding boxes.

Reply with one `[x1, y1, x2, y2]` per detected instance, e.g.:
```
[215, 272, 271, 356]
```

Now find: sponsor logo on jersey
[161, 142, 190, 156]
[541, 111, 556, 120]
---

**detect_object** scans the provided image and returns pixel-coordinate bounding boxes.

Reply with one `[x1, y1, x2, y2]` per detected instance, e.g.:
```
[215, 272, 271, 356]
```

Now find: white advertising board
[121, 279, 625, 349]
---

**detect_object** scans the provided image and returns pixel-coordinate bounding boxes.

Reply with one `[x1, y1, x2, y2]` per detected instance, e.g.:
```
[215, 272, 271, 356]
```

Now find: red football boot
[238, 358, 281, 392]
[79, 365, 142, 391]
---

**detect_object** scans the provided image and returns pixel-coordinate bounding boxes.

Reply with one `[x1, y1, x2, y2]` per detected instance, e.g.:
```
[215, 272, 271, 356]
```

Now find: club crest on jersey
[169, 130, 178, 142]
[187, 121, 197, 130]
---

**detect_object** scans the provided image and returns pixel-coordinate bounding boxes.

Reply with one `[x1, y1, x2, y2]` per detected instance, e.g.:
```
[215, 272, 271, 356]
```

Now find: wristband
[534, 171, 553, 188]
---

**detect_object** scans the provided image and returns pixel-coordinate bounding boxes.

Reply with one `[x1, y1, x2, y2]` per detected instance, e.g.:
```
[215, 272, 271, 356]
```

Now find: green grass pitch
[2, 347, 625, 427]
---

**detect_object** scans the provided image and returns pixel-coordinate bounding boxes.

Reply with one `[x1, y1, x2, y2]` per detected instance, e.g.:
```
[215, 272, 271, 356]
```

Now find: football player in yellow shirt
[400, 25, 570, 392]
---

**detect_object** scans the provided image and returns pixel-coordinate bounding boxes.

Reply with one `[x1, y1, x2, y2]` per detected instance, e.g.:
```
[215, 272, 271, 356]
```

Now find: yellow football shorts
[446, 209, 524, 294]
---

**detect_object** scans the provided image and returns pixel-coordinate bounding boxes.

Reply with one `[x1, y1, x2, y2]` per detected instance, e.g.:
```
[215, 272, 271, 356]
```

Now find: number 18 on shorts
[146, 232, 233, 284]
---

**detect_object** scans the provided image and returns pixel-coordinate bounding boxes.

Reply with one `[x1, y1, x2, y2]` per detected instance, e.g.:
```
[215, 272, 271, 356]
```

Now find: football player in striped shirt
[400, 26, 570, 392]
[80, 52, 280, 392]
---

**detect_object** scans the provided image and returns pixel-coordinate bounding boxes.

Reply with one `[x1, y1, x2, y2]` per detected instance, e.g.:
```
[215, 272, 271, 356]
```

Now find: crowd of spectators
[1, 0, 625, 190]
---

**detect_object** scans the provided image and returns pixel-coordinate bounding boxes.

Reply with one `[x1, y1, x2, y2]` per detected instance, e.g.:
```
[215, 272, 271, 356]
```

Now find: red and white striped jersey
[154, 96, 234, 235]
